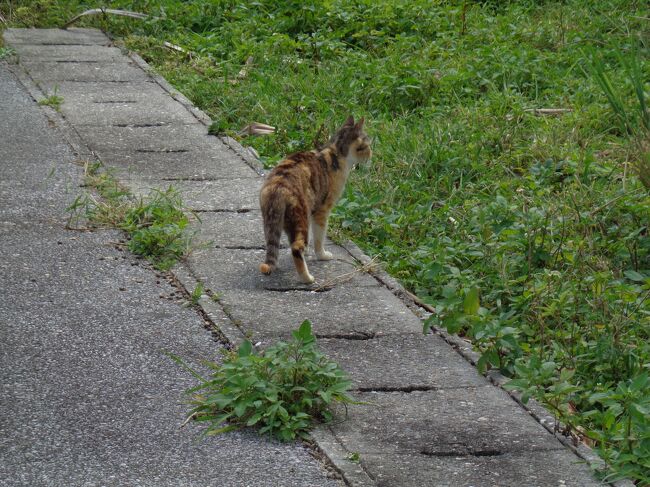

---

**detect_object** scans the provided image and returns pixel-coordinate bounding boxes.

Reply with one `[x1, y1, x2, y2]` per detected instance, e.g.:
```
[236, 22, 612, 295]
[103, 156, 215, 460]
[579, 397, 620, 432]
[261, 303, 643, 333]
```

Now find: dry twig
[237, 122, 276, 137]
[163, 41, 188, 54]
[63, 8, 155, 29]
[237, 56, 254, 79]
[524, 108, 573, 116]
[179, 412, 198, 429]
[312, 256, 380, 291]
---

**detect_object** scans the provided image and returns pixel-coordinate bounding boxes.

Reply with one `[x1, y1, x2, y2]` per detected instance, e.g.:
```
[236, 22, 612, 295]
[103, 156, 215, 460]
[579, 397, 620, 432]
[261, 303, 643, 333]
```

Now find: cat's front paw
[316, 250, 334, 261]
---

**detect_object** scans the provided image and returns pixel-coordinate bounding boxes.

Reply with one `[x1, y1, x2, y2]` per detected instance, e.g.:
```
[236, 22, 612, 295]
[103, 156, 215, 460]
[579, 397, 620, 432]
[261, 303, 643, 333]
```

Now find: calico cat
[259, 116, 371, 283]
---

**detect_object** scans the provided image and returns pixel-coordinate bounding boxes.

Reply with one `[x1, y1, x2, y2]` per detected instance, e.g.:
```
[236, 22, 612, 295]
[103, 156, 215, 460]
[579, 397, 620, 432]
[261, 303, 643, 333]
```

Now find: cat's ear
[343, 115, 355, 127]
[355, 117, 365, 130]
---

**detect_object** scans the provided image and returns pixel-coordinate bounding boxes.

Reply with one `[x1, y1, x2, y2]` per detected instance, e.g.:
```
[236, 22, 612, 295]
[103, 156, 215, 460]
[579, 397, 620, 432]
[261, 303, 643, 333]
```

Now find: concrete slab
[3, 28, 110, 45]
[22, 60, 149, 82]
[127, 178, 262, 211]
[75, 123, 216, 152]
[186, 247, 376, 292]
[36, 80, 199, 126]
[58, 94, 199, 127]
[190, 209, 264, 247]
[92, 149, 257, 180]
[329, 389, 562, 455]
[359, 451, 602, 487]
[317, 333, 487, 389]
[75, 124, 257, 179]
[38, 80, 167, 99]
[33, 80, 199, 127]
[191, 211, 348, 251]
[12, 44, 125, 62]
[216, 284, 424, 343]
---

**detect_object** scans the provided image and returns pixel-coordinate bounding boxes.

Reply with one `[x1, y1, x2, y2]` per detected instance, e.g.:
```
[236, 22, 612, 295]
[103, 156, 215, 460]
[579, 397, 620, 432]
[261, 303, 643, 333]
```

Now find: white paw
[316, 250, 334, 261]
[300, 273, 315, 284]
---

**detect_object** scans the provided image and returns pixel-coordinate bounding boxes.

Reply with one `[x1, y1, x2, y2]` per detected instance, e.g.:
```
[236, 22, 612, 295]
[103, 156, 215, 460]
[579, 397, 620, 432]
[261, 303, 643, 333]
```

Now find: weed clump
[67, 162, 195, 270]
[38, 93, 64, 111]
[176, 320, 354, 441]
[122, 188, 193, 270]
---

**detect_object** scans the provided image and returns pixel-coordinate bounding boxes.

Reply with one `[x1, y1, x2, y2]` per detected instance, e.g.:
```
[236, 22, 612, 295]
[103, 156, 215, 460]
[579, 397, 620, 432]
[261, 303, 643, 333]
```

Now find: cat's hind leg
[287, 208, 314, 284]
[259, 197, 284, 275]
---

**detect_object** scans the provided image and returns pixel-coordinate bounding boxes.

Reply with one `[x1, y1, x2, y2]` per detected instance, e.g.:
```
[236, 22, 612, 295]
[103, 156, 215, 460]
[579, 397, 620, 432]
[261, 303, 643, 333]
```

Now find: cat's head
[332, 116, 372, 166]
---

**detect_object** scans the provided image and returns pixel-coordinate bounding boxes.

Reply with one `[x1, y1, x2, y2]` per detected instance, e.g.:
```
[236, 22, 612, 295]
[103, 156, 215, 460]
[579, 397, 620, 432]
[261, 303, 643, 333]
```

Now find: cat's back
[260, 150, 328, 209]
[262, 150, 323, 189]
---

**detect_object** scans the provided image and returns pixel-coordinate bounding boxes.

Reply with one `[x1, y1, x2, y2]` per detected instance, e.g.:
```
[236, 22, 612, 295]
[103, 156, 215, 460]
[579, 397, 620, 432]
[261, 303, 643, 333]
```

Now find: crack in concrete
[420, 447, 503, 458]
[54, 60, 101, 63]
[160, 176, 233, 181]
[94, 100, 138, 104]
[315, 331, 378, 340]
[264, 286, 333, 293]
[193, 208, 252, 213]
[136, 148, 189, 153]
[355, 385, 440, 393]
[214, 244, 266, 250]
[163, 272, 232, 348]
[113, 122, 168, 127]
[30, 42, 102, 46]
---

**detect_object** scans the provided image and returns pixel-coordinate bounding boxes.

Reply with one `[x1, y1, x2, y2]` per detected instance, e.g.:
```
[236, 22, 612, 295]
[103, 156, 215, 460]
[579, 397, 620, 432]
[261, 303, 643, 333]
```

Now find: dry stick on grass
[524, 108, 573, 116]
[237, 56, 254, 80]
[62, 8, 154, 29]
[402, 288, 437, 315]
[588, 188, 644, 217]
[163, 41, 189, 54]
[312, 255, 380, 291]
[237, 122, 275, 137]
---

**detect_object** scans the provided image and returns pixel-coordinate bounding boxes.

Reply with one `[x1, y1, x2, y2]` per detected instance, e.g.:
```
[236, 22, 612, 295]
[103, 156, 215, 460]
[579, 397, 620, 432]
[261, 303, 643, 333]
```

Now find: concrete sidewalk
[2, 28, 608, 486]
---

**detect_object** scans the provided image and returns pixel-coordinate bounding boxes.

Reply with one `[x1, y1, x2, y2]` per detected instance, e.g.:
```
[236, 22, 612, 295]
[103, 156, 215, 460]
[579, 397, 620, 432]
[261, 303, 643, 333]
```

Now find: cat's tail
[259, 192, 285, 275]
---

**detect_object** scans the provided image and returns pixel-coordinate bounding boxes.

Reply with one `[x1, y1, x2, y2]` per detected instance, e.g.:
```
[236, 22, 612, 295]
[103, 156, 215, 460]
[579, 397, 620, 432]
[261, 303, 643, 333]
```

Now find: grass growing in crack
[172, 320, 355, 441]
[67, 162, 196, 270]
[189, 282, 204, 305]
[346, 452, 361, 464]
[0, 46, 16, 60]
[38, 89, 64, 111]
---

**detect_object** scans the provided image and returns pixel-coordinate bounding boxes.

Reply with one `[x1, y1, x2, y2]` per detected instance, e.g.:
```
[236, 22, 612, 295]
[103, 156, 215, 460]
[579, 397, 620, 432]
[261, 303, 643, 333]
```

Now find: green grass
[67, 161, 196, 270]
[4, 0, 649, 481]
[0, 46, 16, 59]
[189, 282, 204, 305]
[170, 320, 355, 441]
[38, 88, 64, 111]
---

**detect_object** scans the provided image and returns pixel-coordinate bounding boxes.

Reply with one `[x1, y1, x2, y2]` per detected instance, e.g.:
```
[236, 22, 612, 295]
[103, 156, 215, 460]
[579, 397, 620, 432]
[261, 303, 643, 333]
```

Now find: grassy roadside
[3, 1, 648, 481]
